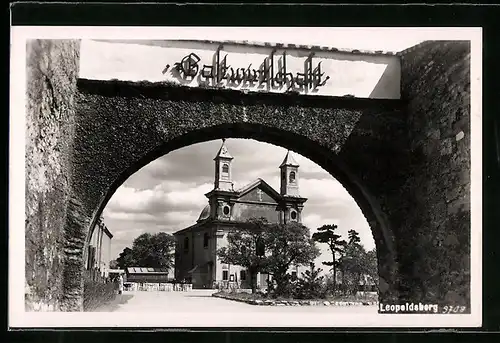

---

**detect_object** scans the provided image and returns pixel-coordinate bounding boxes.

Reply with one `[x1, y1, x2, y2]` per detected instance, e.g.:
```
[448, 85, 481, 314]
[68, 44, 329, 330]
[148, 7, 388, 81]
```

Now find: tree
[217, 217, 268, 294]
[312, 224, 347, 293]
[348, 229, 361, 245]
[295, 263, 326, 299]
[361, 248, 379, 291]
[109, 260, 119, 269]
[131, 232, 176, 270]
[339, 229, 373, 295]
[115, 232, 176, 271]
[263, 221, 320, 298]
[116, 247, 135, 269]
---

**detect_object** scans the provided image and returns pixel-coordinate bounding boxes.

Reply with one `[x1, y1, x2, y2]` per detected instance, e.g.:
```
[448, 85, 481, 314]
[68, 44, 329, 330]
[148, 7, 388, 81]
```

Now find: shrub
[83, 280, 117, 311]
[294, 264, 327, 299]
[323, 274, 337, 295]
[267, 273, 300, 299]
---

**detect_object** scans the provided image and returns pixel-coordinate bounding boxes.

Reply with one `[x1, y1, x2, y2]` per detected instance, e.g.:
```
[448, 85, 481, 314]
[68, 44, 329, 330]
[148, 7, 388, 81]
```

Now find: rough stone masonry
[25, 40, 82, 311]
[397, 41, 471, 306]
[23, 39, 471, 312]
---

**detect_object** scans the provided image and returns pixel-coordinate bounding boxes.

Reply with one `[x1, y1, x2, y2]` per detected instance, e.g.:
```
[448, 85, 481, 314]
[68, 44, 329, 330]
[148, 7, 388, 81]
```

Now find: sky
[102, 138, 375, 267]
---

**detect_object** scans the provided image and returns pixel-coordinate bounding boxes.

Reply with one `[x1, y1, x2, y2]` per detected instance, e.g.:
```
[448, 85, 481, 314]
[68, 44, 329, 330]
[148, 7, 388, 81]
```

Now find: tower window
[289, 171, 296, 183]
[222, 164, 229, 173]
[183, 237, 189, 253]
[291, 211, 297, 220]
[281, 170, 286, 181]
[203, 232, 209, 248]
[223, 205, 230, 215]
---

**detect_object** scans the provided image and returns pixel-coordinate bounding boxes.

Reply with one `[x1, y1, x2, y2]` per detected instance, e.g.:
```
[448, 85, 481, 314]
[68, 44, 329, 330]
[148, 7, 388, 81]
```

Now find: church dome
[197, 204, 211, 222]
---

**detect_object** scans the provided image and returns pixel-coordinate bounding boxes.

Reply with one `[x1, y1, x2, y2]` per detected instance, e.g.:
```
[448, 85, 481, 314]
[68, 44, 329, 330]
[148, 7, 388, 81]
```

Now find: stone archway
[75, 78, 406, 298]
[25, 39, 471, 312]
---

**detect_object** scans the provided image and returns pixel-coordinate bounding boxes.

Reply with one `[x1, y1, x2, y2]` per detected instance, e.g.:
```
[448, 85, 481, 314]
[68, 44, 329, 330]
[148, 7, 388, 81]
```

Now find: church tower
[279, 150, 300, 197]
[214, 139, 234, 191]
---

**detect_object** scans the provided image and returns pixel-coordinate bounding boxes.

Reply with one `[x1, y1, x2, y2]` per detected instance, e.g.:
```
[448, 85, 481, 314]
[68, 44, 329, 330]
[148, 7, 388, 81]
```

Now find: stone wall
[397, 41, 471, 307]
[25, 40, 81, 311]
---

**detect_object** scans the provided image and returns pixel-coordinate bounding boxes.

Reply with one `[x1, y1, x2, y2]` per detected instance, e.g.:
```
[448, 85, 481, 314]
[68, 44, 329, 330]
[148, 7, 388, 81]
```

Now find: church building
[173, 140, 307, 289]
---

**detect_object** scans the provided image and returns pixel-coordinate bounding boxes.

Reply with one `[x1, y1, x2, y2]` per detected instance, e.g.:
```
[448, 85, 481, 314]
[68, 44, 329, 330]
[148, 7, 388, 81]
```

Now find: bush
[267, 273, 300, 299]
[294, 264, 327, 299]
[83, 280, 117, 311]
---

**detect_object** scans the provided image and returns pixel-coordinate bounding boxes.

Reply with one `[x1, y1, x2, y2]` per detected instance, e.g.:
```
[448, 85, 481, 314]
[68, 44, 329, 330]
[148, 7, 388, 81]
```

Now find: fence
[124, 282, 193, 292]
[213, 281, 249, 291]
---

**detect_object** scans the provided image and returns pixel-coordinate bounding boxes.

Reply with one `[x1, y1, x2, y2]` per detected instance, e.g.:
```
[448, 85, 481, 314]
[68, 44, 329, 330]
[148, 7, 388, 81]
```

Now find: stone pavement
[95, 290, 378, 313]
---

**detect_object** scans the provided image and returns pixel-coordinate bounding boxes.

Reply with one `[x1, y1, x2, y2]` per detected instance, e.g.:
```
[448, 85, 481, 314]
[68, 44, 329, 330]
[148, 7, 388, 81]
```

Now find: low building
[125, 267, 171, 283]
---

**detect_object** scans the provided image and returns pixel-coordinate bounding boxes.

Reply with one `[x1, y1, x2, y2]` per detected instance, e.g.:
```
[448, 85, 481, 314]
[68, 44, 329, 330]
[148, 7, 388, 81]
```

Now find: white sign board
[80, 40, 401, 99]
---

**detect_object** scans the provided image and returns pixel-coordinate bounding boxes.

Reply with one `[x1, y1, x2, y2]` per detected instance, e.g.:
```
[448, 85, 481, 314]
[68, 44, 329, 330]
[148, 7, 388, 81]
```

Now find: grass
[83, 280, 118, 312]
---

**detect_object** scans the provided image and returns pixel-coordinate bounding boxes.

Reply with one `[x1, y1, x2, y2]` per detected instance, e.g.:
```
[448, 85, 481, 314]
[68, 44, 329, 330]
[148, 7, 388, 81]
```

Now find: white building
[86, 216, 113, 278]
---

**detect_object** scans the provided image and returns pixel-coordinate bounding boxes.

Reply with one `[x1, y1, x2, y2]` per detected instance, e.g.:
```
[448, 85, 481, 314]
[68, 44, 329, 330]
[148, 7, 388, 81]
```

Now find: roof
[279, 150, 299, 168]
[102, 226, 113, 239]
[189, 178, 284, 229]
[107, 269, 125, 273]
[214, 139, 233, 160]
[236, 178, 281, 200]
[126, 267, 170, 274]
[96, 217, 113, 239]
[204, 177, 282, 200]
[198, 204, 211, 222]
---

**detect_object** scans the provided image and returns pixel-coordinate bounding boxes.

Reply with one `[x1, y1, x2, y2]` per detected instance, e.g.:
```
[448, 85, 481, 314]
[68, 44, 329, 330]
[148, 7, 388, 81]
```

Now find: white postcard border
[9, 26, 482, 328]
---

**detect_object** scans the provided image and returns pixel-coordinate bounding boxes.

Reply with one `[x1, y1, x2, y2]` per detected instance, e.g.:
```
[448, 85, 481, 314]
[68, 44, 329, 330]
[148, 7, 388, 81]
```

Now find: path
[95, 290, 378, 314]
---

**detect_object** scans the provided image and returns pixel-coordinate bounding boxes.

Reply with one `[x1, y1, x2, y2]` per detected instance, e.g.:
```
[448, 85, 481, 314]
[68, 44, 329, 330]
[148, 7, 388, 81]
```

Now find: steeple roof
[214, 139, 233, 160]
[279, 150, 299, 168]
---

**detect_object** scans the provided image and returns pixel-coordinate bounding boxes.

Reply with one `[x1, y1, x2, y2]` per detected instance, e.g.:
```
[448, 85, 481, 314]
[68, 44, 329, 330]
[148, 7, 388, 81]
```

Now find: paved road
[96, 290, 377, 314]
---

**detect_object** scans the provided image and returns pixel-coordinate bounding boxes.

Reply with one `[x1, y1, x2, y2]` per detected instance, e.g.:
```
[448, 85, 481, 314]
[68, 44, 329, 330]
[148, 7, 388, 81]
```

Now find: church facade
[173, 140, 307, 289]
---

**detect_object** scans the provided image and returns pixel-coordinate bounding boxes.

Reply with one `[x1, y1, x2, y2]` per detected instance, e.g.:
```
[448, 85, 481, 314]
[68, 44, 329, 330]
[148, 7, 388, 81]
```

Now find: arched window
[291, 211, 297, 220]
[203, 232, 209, 248]
[289, 171, 296, 183]
[183, 237, 189, 253]
[222, 164, 229, 173]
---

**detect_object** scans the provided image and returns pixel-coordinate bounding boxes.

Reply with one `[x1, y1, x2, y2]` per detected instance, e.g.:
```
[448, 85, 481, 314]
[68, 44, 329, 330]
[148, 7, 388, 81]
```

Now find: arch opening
[83, 122, 398, 302]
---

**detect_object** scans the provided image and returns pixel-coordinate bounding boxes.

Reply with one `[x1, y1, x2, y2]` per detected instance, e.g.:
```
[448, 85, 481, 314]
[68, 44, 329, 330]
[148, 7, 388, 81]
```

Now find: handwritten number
[442, 305, 467, 313]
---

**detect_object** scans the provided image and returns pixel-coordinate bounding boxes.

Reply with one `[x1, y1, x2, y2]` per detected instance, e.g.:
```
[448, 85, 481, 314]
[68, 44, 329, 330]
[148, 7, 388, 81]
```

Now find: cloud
[106, 182, 213, 215]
